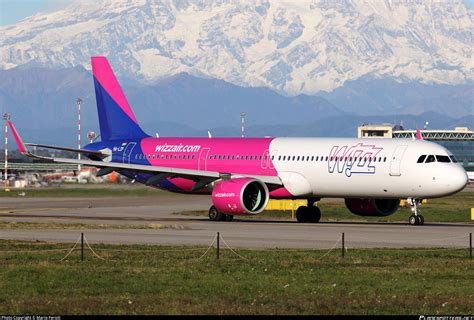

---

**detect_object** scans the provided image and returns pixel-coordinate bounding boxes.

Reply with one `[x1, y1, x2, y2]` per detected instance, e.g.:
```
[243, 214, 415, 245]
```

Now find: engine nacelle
[344, 198, 399, 217]
[212, 178, 269, 215]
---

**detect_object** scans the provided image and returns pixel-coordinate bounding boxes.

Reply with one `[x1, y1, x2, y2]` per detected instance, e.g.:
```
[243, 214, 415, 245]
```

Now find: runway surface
[0, 190, 472, 249]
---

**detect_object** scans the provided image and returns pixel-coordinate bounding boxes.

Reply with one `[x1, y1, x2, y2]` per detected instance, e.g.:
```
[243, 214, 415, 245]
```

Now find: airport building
[358, 124, 474, 171]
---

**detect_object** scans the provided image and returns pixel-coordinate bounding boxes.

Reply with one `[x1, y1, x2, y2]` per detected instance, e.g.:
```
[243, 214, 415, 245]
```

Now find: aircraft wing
[39, 156, 282, 185]
[7, 120, 282, 187]
[24, 143, 106, 157]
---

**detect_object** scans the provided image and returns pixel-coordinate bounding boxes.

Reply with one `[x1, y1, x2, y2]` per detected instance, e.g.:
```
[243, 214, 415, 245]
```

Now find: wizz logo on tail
[328, 143, 383, 177]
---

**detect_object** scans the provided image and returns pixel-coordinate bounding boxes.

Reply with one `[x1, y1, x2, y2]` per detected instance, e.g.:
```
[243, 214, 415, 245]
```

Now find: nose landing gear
[408, 198, 424, 226]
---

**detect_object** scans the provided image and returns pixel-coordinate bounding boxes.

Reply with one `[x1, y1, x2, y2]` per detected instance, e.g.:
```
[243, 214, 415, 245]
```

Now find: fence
[0, 232, 472, 262]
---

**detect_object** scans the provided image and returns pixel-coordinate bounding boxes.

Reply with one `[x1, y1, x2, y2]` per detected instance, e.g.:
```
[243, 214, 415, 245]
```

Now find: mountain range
[0, 66, 472, 147]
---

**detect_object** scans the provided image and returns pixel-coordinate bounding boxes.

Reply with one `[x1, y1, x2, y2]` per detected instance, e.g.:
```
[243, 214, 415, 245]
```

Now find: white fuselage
[270, 138, 468, 199]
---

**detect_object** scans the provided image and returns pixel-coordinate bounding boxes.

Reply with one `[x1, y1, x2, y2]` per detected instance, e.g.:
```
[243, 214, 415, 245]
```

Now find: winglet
[415, 129, 423, 140]
[7, 120, 27, 154]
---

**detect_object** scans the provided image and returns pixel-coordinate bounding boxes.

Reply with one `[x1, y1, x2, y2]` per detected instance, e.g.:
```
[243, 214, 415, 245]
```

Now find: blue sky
[0, 0, 71, 26]
[1, 0, 473, 26]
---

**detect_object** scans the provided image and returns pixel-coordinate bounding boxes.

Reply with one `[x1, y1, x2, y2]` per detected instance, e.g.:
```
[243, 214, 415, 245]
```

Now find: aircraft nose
[448, 166, 468, 193]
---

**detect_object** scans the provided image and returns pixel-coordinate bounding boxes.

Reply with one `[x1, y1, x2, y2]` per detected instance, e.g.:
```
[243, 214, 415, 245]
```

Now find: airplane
[7, 57, 469, 226]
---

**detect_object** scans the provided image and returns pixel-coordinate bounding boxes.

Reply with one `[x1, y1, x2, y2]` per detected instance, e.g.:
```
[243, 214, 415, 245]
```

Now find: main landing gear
[295, 199, 321, 223]
[208, 206, 233, 222]
[408, 198, 424, 226]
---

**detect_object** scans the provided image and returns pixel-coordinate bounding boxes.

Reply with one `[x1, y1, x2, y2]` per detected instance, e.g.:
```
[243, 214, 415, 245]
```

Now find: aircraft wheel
[308, 206, 321, 223]
[209, 206, 224, 221]
[296, 206, 310, 223]
[225, 214, 234, 222]
[417, 215, 424, 225]
[409, 214, 420, 226]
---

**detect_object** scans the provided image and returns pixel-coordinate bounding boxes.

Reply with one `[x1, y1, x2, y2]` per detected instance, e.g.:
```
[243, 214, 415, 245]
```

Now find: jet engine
[212, 178, 269, 215]
[344, 198, 399, 217]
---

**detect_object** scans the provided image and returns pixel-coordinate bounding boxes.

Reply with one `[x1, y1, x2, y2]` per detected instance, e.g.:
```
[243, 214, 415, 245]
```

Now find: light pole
[76, 98, 82, 182]
[3, 113, 10, 192]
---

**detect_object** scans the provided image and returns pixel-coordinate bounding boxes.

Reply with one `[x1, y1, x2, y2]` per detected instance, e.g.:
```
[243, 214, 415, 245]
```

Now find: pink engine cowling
[212, 178, 269, 215]
[344, 198, 399, 217]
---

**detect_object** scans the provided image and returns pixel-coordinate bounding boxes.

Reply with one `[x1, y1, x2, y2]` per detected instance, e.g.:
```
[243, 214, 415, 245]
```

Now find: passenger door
[389, 145, 408, 176]
[198, 147, 210, 171]
[122, 142, 137, 164]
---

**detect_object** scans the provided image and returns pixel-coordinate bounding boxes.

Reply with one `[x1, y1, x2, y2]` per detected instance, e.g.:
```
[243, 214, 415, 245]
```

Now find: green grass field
[0, 240, 472, 315]
[176, 191, 474, 223]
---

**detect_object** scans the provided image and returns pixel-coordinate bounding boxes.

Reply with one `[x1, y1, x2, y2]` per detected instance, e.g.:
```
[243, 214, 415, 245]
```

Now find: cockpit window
[417, 155, 426, 163]
[449, 155, 458, 163]
[436, 155, 451, 163]
[425, 155, 436, 163]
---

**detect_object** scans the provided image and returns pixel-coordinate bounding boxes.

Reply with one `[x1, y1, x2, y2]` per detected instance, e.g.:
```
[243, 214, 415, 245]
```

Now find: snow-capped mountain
[0, 0, 472, 95]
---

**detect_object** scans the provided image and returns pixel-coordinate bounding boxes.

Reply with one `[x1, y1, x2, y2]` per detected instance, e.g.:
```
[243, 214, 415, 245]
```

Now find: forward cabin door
[389, 145, 408, 176]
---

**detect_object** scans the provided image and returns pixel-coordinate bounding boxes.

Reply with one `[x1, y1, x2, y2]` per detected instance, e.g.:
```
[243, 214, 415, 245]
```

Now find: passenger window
[278, 156, 281, 161]
[425, 155, 435, 163]
[271, 155, 274, 160]
[315, 156, 319, 161]
[436, 155, 451, 163]
[417, 155, 426, 163]
[311, 156, 314, 161]
[383, 157, 386, 162]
